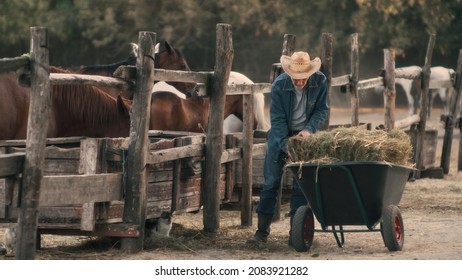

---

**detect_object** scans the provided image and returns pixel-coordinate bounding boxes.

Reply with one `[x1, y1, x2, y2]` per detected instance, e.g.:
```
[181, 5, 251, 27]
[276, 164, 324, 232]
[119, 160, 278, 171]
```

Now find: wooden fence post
[203, 24, 233, 233]
[350, 33, 360, 127]
[121, 31, 156, 252]
[16, 26, 51, 260]
[442, 49, 462, 173]
[282, 34, 296, 56]
[416, 34, 435, 173]
[383, 49, 396, 131]
[225, 135, 236, 202]
[456, 51, 462, 171]
[241, 91, 254, 226]
[321, 33, 333, 129]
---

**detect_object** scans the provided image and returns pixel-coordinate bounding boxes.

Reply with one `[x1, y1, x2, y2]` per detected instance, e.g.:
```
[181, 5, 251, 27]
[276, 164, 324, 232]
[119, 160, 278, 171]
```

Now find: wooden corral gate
[0, 24, 272, 259]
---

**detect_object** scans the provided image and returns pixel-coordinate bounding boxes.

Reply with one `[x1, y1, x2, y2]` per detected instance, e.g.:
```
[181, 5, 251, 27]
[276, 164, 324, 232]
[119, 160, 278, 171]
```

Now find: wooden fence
[0, 24, 272, 259]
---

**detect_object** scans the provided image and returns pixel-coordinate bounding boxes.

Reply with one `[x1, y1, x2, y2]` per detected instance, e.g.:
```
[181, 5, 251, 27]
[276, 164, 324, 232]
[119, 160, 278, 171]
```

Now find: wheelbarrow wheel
[292, 205, 315, 252]
[381, 205, 404, 251]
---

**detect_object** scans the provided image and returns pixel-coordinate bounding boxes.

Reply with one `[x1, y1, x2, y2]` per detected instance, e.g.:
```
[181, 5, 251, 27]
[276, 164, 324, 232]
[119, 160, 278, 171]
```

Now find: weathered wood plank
[44, 160, 80, 175]
[113, 65, 211, 84]
[203, 24, 233, 233]
[37, 223, 140, 237]
[321, 32, 334, 129]
[0, 153, 25, 177]
[0, 56, 29, 74]
[40, 173, 123, 206]
[357, 77, 383, 90]
[0, 179, 5, 218]
[8, 146, 80, 160]
[220, 147, 241, 163]
[0, 137, 84, 147]
[195, 83, 271, 96]
[331, 74, 351, 87]
[224, 135, 236, 202]
[416, 34, 436, 174]
[252, 143, 266, 156]
[395, 66, 422, 79]
[395, 114, 421, 129]
[147, 143, 203, 164]
[241, 92, 254, 225]
[350, 33, 359, 126]
[441, 50, 462, 174]
[79, 138, 101, 175]
[16, 27, 51, 260]
[80, 202, 96, 231]
[50, 73, 132, 91]
[383, 49, 396, 131]
[121, 31, 156, 253]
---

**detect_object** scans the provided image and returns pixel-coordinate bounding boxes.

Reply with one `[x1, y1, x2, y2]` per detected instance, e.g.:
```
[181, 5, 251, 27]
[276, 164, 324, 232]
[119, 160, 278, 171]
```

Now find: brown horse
[0, 67, 131, 140]
[76, 41, 196, 98]
[49, 67, 131, 138]
[0, 73, 31, 140]
[149, 90, 251, 133]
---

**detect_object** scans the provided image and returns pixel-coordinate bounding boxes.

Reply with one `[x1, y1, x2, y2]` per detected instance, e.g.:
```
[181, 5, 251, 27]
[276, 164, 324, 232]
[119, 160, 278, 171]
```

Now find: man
[246, 51, 329, 246]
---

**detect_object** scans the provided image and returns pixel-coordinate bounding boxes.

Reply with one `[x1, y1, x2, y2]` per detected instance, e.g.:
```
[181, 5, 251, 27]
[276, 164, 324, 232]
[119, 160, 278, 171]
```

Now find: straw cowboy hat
[280, 51, 321, 80]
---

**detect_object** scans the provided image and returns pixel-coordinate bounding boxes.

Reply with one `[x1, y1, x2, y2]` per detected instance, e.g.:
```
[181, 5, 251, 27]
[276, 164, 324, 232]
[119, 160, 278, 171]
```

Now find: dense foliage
[1, 0, 460, 81]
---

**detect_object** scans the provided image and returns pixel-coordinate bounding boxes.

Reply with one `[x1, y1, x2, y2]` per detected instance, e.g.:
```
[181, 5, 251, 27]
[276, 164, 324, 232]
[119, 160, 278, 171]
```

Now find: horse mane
[49, 66, 126, 125]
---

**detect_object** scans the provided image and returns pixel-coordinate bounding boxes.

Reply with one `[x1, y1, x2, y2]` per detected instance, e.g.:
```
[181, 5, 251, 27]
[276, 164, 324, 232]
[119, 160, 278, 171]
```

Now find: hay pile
[288, 127, 413, 166]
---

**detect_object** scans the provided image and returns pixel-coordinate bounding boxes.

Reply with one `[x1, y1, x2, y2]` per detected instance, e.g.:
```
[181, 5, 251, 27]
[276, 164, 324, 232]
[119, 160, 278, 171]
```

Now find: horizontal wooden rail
[221, 147, 241, 163]
[357, 77, 384, 90]
[40, 173, 123, 206]
[113, 66, 211, 84]
[395, 66, 422, 79]
[0, 56, 29, 74]
[195, 82, 272, 96]
[0, 137, 84, 147]
[331, 74, 351, 87]
[394, 114, 421, 129]
[0, 153, 25, 177]
[147, 143, 203, 164]
[50, 73, 132, 91]
[154, 69, 210, 84]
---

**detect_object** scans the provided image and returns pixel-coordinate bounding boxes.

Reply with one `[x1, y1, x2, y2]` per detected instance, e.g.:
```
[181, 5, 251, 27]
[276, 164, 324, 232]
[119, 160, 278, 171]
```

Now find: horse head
[155, 41, 197, 97]
[77, 41, 196, 98]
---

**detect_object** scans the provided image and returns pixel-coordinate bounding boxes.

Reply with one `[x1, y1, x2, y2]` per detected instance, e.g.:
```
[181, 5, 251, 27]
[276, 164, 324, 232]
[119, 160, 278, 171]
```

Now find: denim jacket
[267, 71, 329, 157]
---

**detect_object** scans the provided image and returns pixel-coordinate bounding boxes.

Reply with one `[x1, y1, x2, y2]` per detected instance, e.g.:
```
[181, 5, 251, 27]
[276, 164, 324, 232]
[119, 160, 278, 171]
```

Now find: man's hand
[296, 130, 311, 137]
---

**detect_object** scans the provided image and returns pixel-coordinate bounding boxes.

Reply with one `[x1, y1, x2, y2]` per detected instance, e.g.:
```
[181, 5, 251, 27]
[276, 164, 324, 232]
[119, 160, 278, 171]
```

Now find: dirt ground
[1, 107, 461, 260]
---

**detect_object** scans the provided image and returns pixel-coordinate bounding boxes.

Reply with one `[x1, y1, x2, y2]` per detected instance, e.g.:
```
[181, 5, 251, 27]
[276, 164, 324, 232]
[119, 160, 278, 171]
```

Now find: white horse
[427, 66, 456, 118]
[376, 66, 455, 118]
[223, 71, 270, 134]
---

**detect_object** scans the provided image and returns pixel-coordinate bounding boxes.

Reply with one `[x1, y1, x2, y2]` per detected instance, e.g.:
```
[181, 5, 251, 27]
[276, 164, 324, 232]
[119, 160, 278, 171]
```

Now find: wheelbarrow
[285, 161, 414, 252]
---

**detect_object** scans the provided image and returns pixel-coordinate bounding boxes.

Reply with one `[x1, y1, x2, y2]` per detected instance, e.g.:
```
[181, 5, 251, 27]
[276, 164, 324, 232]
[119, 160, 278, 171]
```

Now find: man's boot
[246, 214, 273, 245]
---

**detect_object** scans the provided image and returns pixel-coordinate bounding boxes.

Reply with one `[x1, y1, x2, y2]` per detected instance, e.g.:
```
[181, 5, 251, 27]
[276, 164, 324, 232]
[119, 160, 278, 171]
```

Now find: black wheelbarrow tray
[285, 161, 414, 253]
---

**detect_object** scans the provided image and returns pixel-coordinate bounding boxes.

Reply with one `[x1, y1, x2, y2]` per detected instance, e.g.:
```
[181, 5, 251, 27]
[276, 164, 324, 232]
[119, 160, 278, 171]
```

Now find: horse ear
[130, 43, 139, 58]
[117, 95, 130, 115]
[164, 41, 174, 54]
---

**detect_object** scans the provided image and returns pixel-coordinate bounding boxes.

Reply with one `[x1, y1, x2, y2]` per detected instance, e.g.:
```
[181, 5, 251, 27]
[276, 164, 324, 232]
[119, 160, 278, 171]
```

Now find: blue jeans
[256, 150, 307, 217]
